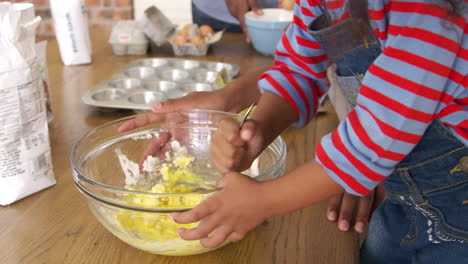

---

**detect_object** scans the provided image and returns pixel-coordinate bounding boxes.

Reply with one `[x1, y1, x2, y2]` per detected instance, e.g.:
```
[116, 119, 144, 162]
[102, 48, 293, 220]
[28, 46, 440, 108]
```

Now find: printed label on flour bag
[50, 0, 92, 65]
[0, 2, 56, 206]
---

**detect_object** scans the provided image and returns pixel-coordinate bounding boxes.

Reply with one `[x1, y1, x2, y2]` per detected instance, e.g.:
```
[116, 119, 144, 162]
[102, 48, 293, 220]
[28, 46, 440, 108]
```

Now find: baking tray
[82, 58, 240, 111]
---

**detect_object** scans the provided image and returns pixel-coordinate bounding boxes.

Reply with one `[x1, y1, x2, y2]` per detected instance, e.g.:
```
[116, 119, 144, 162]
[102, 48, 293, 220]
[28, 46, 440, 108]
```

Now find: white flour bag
[50, 0, 92, 65]
[0, 2, 56, 206]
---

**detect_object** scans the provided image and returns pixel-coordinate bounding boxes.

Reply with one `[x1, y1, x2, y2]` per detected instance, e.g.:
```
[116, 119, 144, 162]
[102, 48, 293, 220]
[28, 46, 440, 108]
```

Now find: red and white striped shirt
[258, 0, 468, 195]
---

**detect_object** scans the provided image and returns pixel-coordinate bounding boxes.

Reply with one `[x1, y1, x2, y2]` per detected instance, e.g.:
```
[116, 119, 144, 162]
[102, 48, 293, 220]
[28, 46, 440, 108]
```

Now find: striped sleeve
[316, 0, 468, 196]
[258, 0, 329, 126]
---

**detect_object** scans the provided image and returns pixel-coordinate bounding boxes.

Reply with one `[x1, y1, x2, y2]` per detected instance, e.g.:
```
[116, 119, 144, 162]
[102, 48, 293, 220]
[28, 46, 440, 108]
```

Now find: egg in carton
[170, 24, 224, 56]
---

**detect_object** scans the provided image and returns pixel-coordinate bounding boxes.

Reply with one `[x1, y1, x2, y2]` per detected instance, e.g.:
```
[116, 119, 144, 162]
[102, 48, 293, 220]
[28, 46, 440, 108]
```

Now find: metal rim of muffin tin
[82, 58, 240, 111]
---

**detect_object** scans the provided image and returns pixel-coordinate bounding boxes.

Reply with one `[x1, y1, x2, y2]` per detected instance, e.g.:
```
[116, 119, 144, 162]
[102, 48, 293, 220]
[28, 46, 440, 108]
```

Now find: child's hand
[170, 171, 269, 248]
[210, 118, 264, 174]
[326, 192, 373, 233]
[326, 184, 385, 233]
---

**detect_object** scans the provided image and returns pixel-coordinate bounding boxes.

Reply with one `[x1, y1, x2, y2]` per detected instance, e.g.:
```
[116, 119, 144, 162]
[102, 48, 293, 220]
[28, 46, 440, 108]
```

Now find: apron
[308, 1, 468, 263]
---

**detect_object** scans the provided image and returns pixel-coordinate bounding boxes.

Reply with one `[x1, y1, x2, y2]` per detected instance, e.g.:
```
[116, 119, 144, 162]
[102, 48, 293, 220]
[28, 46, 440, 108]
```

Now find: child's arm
[170, 91, 343, 248]
[170, 159, 343, 248]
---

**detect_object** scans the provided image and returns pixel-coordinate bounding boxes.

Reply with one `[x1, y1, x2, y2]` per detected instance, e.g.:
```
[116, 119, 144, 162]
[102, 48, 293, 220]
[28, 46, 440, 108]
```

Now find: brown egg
[199, 25, 214, 37]
[176, 28, 189, 37]
[173, 35, 187, 45]
[183, 24, 195, 30]
[189, 36, 205, 46]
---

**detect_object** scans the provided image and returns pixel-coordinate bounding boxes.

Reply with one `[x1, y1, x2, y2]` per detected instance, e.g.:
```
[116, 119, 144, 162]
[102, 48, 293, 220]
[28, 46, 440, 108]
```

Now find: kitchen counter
[0, 29, 358, 264]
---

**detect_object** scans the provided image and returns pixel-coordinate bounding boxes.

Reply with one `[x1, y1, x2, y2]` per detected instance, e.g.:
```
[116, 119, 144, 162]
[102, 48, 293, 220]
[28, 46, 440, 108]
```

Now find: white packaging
[50, 0, 92, 65]
[0, 2, 56, 206]
[109, 20, 148, 56]
[138, 5, 176, 47]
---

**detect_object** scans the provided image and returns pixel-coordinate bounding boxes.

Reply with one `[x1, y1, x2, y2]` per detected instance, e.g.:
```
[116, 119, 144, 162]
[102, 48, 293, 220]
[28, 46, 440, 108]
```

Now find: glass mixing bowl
[71, 109, 286, 256]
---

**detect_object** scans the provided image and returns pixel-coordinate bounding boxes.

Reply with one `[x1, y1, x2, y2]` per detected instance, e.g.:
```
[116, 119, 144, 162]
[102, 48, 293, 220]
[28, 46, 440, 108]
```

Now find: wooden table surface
[0, 29, 358, 264]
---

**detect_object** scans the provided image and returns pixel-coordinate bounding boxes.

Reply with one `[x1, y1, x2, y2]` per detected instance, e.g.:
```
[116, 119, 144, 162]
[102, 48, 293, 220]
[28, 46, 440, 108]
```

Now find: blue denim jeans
[360, 120, 468, 263]
[191, 2, 242, 32]
[308, 7, 468, 263]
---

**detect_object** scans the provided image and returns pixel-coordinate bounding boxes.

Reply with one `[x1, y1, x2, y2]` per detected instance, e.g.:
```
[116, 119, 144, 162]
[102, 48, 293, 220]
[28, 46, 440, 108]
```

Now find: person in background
[191, 0, 279, 42]
[166, 0, 468, 262]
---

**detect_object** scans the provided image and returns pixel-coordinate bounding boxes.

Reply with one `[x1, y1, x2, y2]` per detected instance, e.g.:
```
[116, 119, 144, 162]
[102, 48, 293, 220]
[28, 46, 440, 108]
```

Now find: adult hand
[118, 111, 167, 133]
[170, 171, 269, 248]
[151, 67, 265, 114]
[326, 184, 385, 233]
[117, 111, 192, 169]
[225, 0, 262, 42]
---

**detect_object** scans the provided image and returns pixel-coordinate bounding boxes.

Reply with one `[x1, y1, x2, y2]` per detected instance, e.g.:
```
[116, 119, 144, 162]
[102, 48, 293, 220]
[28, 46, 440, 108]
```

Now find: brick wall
[1, 0, 134, 39]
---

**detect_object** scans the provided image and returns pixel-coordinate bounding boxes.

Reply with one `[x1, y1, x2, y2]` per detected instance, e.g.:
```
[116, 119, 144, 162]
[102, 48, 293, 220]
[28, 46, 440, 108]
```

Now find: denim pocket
[420, 180, 468, 242]
[308, 16, 381, 76]
[400, 158, 468, 244]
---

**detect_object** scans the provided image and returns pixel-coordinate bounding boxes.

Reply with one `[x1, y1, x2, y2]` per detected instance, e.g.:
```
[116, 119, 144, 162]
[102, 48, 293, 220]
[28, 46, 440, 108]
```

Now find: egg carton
[139, 5, 176, 47]
[169, 29, 224, 57]
[109, 20, 149, 56]
[82, 58, 240, 111]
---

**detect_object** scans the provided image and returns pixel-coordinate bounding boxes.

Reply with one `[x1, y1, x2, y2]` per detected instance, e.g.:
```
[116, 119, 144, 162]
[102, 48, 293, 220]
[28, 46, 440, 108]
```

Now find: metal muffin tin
[82, 58, 240, 110]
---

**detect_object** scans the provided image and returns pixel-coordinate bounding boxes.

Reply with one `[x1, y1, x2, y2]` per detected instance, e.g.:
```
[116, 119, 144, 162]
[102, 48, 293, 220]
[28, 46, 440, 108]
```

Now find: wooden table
[0, 29, 358, 264]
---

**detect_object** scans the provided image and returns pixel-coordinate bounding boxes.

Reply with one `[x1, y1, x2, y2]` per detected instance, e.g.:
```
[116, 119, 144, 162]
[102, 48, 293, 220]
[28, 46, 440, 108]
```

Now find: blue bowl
[245, 8, 293, 56]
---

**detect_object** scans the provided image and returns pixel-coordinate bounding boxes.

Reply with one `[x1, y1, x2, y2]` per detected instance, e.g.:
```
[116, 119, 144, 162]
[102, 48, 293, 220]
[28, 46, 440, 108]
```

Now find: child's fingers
[176, 215, 221, 241]
[354, 192, 374, 233]
[211, 120, 247, 172]
[240, 120, 257, 141]
[200, 225, 232, 248]
[219, 140, 245, 169]
[217, 119, 245, 146]
[210, 138, 244, 173]
[337, 193, 358, 232]
[218, 136, 246, 161]
[372, 183, 386, 213]
[170, 201, 214, 224]
[326, 193, 344, 221]
[211, 155, 230, 175]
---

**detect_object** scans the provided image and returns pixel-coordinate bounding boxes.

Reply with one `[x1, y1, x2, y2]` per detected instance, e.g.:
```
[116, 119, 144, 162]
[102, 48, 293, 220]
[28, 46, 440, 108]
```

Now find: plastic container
[71, 110, 287, 256]
[245, 8, 293, 56]
[139, 6, 176, 47]
[109, 20, 149, 56]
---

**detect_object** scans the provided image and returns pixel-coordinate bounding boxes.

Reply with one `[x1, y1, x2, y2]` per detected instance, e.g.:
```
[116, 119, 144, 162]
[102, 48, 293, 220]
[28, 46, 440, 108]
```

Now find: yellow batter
[113, 142, 217, 255]
[112, 106, 258, 255]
